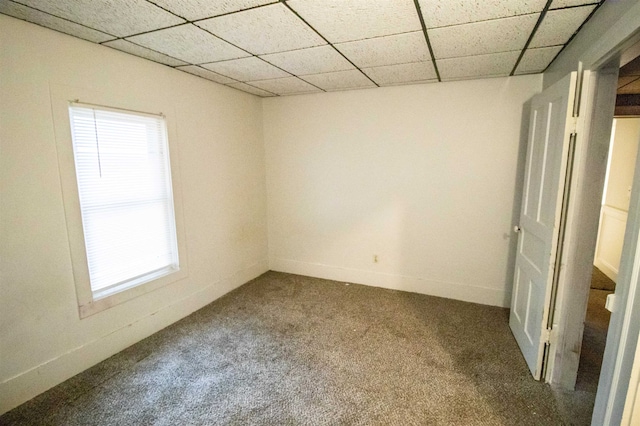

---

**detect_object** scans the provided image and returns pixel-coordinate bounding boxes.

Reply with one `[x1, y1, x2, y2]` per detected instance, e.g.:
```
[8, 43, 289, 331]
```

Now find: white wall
[263, 76, 542, 307]
[0, 16, 268, 413]
[595, 118, 640, 281]
[606, 118, 640, 212]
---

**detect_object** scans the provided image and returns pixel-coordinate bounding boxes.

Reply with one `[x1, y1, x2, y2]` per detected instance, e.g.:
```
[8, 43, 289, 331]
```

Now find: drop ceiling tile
[17, 0, 184, 37]
[430, 14, 539, 59]
[335, 31, 430, 69]
[202, 57, 289, 81]
[176, 65, 237, 84]
[128, 24, 249, 64]
[150, 0, 275, 21]
[418, 0, 547, 28]
[515, 46, 563, 74]
[301, 70, 375, 91]
[103, 40, 187, 66]
[551, 0, 599, 9]
[196, 3, 325, 55]
[261, 45, 354, 76]
[390, 79, 438, 87]
[438, 51, 521, 80]
[287, 0, 421, 43]
[227, 82, 277, 97]
[529, 5, 596, 48]
[249, 77, 321, 95]
[362, 61, 437, 86]
[619, 76, 640, 89]
[0, 1, 114, 42]
[619, 78, 640, 95]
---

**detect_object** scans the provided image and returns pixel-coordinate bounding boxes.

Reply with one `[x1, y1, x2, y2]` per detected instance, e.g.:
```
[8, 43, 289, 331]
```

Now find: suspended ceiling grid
[0, 0, 603, 97]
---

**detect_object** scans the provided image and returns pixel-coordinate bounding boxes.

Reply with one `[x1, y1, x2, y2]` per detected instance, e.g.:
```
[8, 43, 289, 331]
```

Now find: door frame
[545, 65, 617, 388]
[544, 33, 640, 425]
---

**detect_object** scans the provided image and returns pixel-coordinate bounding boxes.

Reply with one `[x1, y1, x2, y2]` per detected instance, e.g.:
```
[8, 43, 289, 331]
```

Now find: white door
[510, 72, 578, 380]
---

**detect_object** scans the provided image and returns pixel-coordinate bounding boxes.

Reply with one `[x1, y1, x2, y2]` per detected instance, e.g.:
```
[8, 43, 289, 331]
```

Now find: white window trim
[50, 84, 189, 318]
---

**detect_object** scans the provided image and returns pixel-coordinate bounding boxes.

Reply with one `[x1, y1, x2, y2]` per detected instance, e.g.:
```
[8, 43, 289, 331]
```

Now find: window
[68, 104, 179, 301]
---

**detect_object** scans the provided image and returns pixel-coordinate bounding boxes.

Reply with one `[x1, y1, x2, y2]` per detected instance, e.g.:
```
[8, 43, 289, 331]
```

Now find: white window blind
[68, 104, 179, 298]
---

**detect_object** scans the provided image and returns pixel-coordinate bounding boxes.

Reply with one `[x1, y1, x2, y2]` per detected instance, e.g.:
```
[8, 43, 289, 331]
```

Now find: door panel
[510, 72, 577, 380]
[521, 230, 546, 271]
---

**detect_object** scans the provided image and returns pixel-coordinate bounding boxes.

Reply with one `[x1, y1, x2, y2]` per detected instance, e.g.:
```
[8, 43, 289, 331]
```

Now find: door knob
[514, 225, 521, 233]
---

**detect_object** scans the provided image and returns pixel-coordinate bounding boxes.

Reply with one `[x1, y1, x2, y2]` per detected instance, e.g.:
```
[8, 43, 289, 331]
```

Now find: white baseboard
[595, 258, 619, 283]
[270, 258, 509, 308]
[0, 258, 269, 415]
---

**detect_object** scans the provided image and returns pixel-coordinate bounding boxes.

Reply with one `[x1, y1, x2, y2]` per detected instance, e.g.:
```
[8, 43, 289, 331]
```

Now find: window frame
[51, 85, 189, 318]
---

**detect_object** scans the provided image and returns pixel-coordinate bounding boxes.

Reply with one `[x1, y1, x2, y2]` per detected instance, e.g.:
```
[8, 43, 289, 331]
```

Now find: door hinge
[542, 328, 556, 345]
[570, 116, 579, 134]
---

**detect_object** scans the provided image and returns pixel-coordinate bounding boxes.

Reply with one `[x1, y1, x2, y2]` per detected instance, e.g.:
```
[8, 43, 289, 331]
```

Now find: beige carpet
[1, 272, 572, 425]
[578, 288, 612, 394]
[590, 266, 616, 291]
[551, 286, 612, 426]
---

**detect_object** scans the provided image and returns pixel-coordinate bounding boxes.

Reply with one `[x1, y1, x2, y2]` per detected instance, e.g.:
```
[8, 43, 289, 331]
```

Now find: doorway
[576, 56, 640, 417]
[546, 46, 640, 425]
[572, 114, 640, 421]
[589, 115, 640, 383]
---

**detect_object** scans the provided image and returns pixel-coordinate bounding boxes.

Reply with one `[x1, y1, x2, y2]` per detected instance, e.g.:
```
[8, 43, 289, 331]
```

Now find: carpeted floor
[577, 287, 612, 394]
[2, 272, 571, 425]
[590, 266, 616, 292]
[552, 267, 614, 426]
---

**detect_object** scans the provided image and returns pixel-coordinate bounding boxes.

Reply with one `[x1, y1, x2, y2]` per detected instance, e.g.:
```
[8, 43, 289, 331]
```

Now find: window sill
[78, 266, 188, 318]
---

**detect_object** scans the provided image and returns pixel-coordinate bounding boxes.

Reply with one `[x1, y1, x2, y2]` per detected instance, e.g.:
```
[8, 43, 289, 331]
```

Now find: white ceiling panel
[0, 0, 114, 42]
[438, 51, 520, 80]
[249, 77, 321, 95]
[387, 79, 438, 87]
[418, 0, 547, 28]
[529, 5, 596, 48]
[287, 0, 421, 43]
[103, 39, 188, 67]
[335, 31, 430, 69]
[176, 65, 237, 84]
[362, 61, 437, 86]
[128, 24, 249, 64]
[301, 70, 375, 91]
[227, 82, 277, 97]
[430, 14, 539, 59]
[551, 0, 599, 9]
[17, 0, 184, 37]
[202, 57, 290, 81]
[196, 3, 324, 55]
[150, 0, 275, 21]
[515, 46, 563, 74]
[261, 45, 354, 76]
